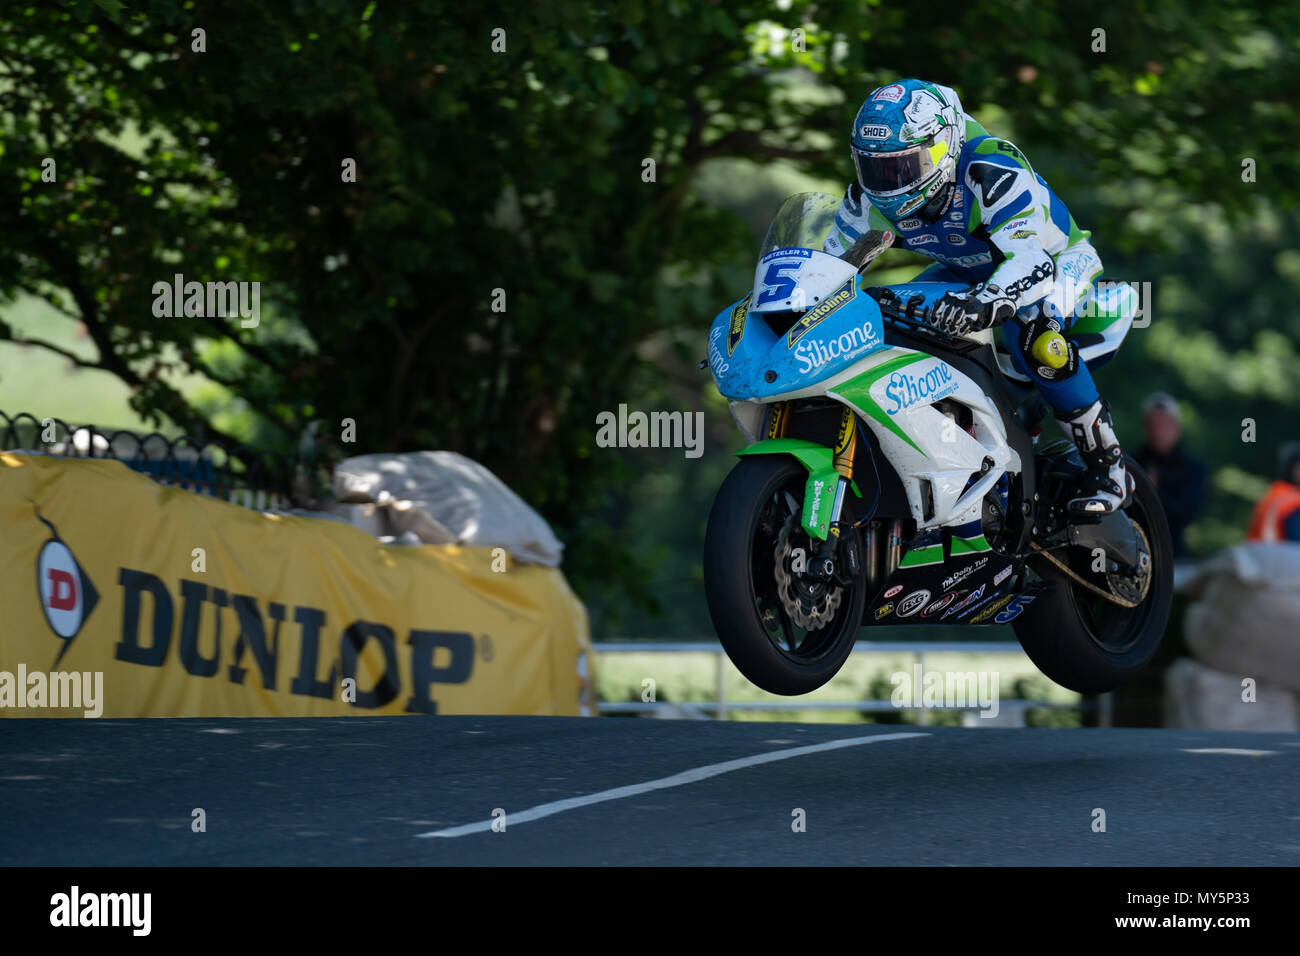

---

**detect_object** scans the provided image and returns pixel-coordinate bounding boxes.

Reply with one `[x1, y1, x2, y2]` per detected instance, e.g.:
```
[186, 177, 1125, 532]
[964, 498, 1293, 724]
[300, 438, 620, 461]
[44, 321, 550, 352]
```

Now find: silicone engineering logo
[33, 502, 99, 665]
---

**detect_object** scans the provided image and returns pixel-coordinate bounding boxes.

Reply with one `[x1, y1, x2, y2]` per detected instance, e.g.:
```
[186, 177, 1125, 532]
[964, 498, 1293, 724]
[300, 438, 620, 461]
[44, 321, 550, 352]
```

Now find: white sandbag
[1163, 657, 1298, 731]
[1182, 541, 1300, 594]
[1182, 543, 1300, 693]
[318, 502, 403, 540]
[333, 451, 564, 566]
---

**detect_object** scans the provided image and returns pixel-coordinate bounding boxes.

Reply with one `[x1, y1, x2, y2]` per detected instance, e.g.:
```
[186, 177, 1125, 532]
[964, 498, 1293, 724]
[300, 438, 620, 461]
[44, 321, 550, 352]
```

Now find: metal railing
[0, 410, 298, 508]
[593, 640, 1100, 724]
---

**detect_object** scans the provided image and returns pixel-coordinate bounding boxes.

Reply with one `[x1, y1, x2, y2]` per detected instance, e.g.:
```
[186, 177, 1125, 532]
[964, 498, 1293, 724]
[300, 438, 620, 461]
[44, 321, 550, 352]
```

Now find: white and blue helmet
[850, 79, 967, 222]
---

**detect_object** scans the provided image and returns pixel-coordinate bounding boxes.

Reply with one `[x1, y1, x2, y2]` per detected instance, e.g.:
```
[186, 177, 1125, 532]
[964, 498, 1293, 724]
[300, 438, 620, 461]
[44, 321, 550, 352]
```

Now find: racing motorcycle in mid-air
[703, 192, 1172, 696]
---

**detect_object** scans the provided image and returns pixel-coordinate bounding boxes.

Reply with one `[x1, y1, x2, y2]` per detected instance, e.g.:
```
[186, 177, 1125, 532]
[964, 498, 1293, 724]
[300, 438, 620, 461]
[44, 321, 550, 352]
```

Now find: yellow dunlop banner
[0, 454, 593, 718]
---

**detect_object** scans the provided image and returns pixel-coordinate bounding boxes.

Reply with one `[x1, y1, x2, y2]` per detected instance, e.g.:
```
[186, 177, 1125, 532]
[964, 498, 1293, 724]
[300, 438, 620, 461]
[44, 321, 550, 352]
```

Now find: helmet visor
[853, 144, 935, 197]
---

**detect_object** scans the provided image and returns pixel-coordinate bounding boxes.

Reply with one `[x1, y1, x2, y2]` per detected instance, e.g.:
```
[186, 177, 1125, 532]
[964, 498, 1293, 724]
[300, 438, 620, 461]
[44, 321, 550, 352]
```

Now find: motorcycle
[703, 192, 1172, 696]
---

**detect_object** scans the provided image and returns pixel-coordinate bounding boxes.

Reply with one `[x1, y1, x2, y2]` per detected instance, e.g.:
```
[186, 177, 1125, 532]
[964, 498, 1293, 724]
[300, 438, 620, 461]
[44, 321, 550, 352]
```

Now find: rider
[823, 78, 1130, 515]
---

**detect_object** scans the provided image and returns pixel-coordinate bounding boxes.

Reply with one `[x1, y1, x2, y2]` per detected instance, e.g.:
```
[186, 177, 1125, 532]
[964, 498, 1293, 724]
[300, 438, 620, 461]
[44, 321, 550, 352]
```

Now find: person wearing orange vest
[1246, 443, 1300, 543]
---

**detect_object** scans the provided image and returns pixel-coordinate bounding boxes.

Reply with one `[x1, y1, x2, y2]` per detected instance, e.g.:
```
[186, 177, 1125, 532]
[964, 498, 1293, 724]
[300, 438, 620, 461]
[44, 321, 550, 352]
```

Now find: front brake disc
[772, 514, 842, 631]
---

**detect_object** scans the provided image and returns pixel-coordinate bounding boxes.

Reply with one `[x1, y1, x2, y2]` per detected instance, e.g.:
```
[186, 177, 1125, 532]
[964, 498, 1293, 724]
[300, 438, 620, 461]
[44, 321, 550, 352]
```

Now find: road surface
[2, 717, 1297, 865]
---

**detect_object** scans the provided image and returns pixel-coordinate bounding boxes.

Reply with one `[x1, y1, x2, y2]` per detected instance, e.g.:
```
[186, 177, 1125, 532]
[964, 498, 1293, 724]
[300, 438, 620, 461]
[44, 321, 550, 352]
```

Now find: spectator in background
[1133, 393, 1207, 557]
[1246, 442, 1300, 543]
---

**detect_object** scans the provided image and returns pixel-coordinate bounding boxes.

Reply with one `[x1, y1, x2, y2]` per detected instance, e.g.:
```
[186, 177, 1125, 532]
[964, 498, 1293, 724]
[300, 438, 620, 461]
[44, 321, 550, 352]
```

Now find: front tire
[703, 455, 867, 696]
[1012, 453, 1174, 694]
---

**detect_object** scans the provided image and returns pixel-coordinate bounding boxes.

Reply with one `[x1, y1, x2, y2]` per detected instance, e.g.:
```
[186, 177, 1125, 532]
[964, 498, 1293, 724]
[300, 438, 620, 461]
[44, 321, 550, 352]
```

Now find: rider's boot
[1056, 399, 1131, 515]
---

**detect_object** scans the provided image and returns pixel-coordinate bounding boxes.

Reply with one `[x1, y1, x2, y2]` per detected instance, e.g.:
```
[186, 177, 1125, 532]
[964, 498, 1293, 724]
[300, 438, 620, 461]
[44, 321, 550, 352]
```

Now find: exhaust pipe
[864, 520, 880, 592]
[885, 518, 903, 578]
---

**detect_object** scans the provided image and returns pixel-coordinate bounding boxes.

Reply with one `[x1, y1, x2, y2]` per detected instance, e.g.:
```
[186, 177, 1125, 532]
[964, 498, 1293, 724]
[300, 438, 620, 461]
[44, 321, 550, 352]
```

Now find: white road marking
[417, 732, 929, 839]
[1181, 748, 1278, 757]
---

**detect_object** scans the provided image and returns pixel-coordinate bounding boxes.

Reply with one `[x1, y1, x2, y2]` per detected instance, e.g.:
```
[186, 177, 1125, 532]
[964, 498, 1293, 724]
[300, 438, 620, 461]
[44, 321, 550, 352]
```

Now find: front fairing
[708, 275, 889, 400]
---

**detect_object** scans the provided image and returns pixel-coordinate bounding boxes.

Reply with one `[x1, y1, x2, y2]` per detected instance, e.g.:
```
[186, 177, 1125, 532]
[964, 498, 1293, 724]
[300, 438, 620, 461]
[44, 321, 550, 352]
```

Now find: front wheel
[703, 455, 867, 696]
[1012, 453, 1174, 694]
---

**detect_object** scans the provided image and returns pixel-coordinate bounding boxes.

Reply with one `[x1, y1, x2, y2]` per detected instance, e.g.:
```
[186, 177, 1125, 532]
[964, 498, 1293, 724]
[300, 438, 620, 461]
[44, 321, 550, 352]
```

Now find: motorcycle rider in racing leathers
[824, 78, 1131, 514]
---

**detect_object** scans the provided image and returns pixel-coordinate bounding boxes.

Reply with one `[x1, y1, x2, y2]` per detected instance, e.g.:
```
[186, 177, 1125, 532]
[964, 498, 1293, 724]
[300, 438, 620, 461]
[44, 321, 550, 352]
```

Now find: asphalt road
[1, 717, 1297, 865]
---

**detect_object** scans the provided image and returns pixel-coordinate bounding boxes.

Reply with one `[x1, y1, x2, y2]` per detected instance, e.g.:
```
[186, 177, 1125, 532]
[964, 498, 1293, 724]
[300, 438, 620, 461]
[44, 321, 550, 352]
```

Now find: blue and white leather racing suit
[824, 117, 1105, 415]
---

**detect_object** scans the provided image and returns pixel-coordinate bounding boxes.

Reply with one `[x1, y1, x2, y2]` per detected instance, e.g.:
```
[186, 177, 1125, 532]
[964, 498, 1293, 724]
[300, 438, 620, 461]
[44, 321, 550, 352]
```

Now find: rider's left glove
[930, 283, 1017, 336]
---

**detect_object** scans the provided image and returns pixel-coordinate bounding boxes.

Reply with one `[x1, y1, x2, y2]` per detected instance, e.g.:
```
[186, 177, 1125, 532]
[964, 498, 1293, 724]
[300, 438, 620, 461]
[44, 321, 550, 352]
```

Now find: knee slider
[1018, 314, 1079, 382]
[1032, 329, 1070, 369]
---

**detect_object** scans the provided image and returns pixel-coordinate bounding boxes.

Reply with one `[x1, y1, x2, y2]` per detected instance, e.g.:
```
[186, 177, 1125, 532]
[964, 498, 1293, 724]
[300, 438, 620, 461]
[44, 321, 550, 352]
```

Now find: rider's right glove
[930, 283, 1017, 336]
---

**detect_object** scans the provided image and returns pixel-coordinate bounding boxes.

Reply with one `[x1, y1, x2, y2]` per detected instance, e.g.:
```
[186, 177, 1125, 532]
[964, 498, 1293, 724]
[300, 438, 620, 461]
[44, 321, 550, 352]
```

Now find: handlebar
[864, 287, 983, 355]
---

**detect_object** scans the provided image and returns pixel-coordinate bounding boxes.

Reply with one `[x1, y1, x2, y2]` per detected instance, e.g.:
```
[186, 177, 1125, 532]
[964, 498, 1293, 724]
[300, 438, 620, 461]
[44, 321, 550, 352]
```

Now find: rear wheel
[703, 456, 867, 695]
[1012, 453, 1173, 694]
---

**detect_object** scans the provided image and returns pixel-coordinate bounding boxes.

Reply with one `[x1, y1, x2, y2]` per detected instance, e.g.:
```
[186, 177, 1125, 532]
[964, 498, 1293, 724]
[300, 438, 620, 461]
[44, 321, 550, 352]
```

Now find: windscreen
[756, 192, 842, 258]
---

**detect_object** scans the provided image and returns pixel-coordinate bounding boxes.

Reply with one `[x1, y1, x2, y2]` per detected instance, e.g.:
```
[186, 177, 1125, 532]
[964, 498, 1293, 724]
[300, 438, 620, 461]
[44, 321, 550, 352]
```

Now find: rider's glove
[930, 284, 1017, 336]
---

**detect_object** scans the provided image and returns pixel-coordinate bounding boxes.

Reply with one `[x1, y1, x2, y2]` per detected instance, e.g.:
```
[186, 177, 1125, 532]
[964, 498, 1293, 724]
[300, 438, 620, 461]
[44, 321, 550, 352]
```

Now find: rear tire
[1012, 453, 1173, 694]
[703, 455, 867, 696]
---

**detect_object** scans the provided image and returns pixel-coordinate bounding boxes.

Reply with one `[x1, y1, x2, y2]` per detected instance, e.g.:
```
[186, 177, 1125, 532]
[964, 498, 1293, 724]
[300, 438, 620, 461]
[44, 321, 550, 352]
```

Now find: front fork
[744, 405, 866, 587]
[780, 405, 862, 588]
[827, 407, 862, 584]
